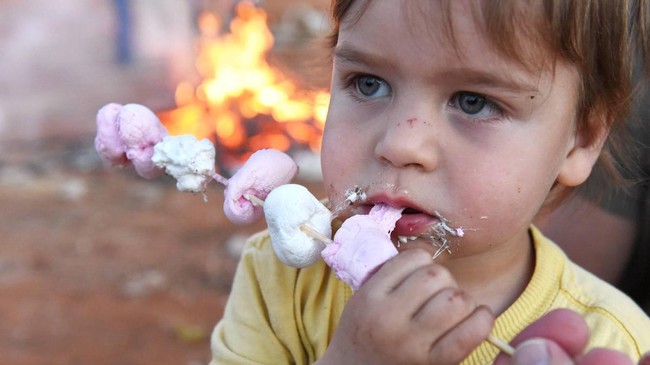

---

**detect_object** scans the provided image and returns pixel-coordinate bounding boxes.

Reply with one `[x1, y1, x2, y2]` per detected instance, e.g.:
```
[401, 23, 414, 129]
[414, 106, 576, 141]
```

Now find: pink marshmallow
[95, 103, 127, 167]
[223, 149, 298, 225]
[117, 104, 168, 179]
[321, 204, 403, 291]
[94, 103, 168, 179]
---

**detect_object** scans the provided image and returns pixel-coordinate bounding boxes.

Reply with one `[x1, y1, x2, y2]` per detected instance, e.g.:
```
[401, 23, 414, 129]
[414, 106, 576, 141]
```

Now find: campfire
[157, 2, 330, 169]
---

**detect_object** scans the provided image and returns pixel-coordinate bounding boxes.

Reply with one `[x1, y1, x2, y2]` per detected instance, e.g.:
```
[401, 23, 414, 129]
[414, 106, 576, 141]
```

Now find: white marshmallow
[152, 135, 216, 193]
[264, 184, 331, 268]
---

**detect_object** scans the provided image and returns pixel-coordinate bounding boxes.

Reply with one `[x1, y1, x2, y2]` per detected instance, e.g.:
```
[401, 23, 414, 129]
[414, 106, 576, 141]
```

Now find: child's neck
[443, 230, 535, 315]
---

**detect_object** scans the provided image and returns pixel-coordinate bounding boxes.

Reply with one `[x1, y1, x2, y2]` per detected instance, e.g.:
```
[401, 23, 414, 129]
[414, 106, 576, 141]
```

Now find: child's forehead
[338, 0, 555, 75]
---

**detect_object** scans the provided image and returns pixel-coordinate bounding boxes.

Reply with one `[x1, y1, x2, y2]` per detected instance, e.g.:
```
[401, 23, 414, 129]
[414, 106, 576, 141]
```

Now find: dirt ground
[0, 138, 324, 365]
[0, 1, 328, 364]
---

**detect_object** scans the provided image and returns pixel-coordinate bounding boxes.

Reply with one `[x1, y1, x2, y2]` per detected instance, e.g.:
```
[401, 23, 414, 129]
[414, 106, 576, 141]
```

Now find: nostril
[404, 162, 426, 170]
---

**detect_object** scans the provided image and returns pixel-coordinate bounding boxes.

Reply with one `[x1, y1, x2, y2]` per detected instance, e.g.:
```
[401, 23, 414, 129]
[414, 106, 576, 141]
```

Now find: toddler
[211, 1, 650, 364]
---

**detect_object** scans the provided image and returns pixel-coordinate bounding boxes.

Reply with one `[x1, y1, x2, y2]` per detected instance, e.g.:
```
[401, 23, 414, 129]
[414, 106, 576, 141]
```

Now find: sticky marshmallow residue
[152, 135, 216, 193]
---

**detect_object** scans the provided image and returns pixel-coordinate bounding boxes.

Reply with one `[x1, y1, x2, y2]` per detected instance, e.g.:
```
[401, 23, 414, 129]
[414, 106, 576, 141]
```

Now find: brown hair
[328, 0, 650, 199]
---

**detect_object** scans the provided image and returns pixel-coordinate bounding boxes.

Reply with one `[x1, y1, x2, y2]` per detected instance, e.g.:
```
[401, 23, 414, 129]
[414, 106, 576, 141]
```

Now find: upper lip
[364, 192, 430, 215]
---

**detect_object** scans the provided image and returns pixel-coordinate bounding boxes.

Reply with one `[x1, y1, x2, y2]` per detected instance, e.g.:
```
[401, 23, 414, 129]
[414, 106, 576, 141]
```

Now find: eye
[457, 92, 486, 114]
[449, 91, 504, 121]
[355, 75, 391, 98]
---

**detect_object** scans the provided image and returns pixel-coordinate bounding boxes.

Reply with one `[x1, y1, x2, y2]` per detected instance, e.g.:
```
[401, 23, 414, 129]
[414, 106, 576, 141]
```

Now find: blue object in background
[113, 0, 132, 64]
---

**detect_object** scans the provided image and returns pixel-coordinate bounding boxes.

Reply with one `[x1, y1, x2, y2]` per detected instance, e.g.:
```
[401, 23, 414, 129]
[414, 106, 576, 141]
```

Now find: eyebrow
[333, 46, 395, 69]
[445, 69, 542, 95]
[333, 46, 542, 95]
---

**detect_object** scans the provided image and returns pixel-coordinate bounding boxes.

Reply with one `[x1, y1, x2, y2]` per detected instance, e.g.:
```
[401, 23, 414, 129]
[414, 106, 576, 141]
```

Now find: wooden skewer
[300, 224, 334, 245]
[487, 333, 515, 356]
[244, 193, 266, 207]
[244, 193, 334, 245]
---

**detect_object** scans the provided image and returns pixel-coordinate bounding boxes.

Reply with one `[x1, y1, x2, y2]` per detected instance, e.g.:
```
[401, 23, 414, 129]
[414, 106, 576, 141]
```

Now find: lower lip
[393, 213, 438, 236]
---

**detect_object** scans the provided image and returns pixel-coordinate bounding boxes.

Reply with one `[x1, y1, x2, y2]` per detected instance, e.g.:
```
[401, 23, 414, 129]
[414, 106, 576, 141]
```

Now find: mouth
[332, 186, 465, 257]
[393, 207, 439, 236]
[358, 193, 440, 237]
[357, 193, 465, 257]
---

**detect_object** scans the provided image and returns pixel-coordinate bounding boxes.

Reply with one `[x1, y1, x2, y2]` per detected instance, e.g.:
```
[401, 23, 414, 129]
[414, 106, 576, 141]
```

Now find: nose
[374, 111, 440, 171]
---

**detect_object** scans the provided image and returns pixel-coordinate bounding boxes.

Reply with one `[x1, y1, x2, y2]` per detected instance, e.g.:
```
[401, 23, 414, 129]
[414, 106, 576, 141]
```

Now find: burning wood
[157, 1, 329, 167]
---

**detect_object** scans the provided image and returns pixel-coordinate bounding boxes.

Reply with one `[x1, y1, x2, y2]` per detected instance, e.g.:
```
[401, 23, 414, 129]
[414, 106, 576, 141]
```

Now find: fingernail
[513, 339, 550, 365]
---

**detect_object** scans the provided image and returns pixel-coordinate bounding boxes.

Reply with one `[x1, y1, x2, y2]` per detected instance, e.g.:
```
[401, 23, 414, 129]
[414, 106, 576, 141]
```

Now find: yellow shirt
[210, 226, 650, 364]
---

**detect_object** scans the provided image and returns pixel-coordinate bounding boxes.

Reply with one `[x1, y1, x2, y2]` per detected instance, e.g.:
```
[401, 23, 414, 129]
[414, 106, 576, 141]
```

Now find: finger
[577, 348, 634, 365]
[363, 248, 438, 295]
[502, 339, 574, 365]
[412, 288, 475, 334]
[429, 305, 495, 365]
[393, 263, 458, 314]
[512, 309, 588, 353]
[493, 308, 589, 365]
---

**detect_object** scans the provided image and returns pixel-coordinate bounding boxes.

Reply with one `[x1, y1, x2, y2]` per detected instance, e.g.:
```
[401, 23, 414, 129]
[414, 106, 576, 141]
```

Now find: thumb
[510, 339, 573, 365]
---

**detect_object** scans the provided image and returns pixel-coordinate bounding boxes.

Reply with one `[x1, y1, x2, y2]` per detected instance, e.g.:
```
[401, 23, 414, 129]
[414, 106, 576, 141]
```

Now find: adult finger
[507, 339, 574, 365]
[493, 309, 589, 365]
[577, 348, 633, 365]
[510, 309, 588, 354]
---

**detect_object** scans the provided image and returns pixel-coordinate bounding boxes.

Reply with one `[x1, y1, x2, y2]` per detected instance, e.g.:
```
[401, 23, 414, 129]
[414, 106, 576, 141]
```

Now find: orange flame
[158, 1, 329, 162]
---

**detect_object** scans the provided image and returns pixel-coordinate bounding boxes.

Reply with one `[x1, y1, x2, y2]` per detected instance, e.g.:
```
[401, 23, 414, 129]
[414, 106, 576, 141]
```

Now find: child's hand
[318, 248, 494, 365]
[494, 309, 644, 365]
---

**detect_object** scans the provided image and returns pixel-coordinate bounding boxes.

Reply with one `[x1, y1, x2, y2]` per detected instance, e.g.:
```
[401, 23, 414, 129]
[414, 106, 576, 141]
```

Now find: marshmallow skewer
[95, 103, 512, 355]
[95, 104, 328, 265]
[95, 103, 299, 226]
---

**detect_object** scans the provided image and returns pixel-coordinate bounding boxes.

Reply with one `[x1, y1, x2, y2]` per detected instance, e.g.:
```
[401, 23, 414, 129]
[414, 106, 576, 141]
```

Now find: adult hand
[494, 309, 642, 365]
[317, 248, 494, 365]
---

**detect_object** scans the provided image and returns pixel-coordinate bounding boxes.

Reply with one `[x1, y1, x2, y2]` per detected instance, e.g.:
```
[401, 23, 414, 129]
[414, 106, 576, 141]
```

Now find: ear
[556, 116, 609, 187]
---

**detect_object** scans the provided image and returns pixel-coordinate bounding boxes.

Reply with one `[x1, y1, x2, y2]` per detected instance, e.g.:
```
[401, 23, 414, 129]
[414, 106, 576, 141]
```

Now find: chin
[392, 235, 457, 261]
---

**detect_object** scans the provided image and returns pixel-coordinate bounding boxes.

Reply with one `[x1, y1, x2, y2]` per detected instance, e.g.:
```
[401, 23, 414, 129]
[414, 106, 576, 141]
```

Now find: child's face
[321, 1, 588, 259]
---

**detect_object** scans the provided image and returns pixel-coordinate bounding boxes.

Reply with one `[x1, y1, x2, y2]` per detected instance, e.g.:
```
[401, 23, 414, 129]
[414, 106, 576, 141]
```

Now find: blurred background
[0, 0, 330, 364]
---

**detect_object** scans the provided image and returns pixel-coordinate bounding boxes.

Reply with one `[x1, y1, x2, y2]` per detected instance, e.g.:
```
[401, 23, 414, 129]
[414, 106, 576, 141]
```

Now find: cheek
[451, 151, 556, 232]
[321, 113, 362, 200]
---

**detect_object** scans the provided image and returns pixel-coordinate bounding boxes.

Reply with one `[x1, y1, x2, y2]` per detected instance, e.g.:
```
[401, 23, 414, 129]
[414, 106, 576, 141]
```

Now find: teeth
[397, 235, 418, 244]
